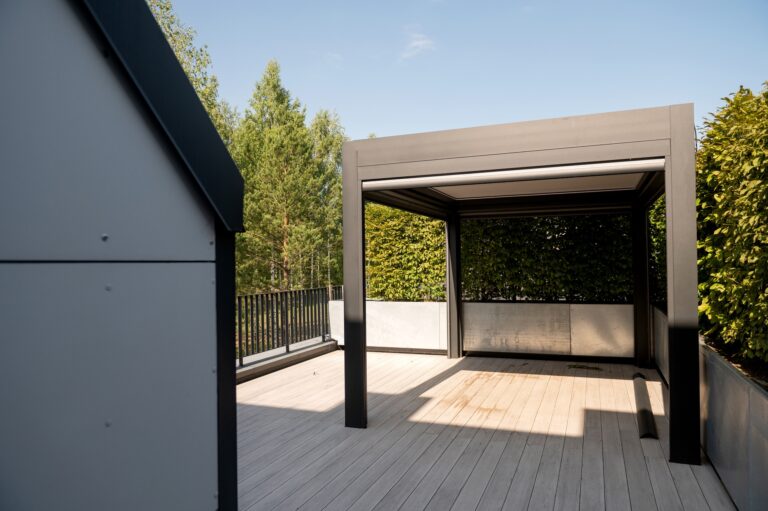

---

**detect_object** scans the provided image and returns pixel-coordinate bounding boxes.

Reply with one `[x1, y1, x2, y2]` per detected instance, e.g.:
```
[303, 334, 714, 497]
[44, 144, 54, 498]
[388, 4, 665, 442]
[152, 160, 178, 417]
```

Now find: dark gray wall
[700, 346, 768, 511]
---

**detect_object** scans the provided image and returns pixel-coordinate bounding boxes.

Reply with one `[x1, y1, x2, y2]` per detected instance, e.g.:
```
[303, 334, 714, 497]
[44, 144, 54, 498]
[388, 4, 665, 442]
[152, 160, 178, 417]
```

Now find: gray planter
[700, 343, 768, 511]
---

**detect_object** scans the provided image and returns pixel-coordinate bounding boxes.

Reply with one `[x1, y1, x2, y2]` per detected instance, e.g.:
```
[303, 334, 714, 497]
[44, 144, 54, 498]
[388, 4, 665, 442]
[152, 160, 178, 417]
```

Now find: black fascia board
[80, 0, 244, 232]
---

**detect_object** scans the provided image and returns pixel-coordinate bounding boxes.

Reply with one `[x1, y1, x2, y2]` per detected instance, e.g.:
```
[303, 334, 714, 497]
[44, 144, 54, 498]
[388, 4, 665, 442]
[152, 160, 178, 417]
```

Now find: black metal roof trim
[80, 0, 244, 232]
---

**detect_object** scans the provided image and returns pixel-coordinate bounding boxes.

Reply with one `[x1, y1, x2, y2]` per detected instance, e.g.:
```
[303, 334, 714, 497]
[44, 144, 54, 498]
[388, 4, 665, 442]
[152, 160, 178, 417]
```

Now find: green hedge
[364, 203, 635, 303]
[365, 203, 446, 301]
[698, 84, 768, 362]
[461, 215, 632, 303]
[648, 195, 667, 309]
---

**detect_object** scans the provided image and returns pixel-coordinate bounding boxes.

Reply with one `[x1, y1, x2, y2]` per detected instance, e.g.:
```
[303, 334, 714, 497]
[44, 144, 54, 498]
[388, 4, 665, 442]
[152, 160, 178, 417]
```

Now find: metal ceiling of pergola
[342, 105, 700, 464]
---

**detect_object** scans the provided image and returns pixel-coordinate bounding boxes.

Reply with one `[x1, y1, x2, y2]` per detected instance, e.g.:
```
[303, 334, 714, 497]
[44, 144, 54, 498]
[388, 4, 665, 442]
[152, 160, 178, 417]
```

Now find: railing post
[323, 287, 329, 341]
[236, 296, 243, 367]
[282, 291, 289, 353]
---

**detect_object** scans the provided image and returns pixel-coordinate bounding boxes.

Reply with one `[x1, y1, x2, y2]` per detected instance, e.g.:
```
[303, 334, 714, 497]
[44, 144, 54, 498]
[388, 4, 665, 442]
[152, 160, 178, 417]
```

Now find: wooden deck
[237, 351, 734, 511]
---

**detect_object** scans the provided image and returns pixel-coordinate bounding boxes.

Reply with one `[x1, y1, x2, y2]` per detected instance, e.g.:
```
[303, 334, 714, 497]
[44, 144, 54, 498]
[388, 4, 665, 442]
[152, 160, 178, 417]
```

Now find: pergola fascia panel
[353, 105, 672, 168]
[355, 139, 671, 182]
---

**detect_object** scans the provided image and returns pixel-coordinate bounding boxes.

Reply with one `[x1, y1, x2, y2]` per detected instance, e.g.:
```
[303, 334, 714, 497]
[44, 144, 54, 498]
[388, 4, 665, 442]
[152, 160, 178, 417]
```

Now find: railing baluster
[236, 285, 343, 364]
[269, 293, 277, 349]
[322, 287, 328, 341]
[282, 292, 289, 353]
[258, 293, 264, 353]
[253, 294, 258, 355]
[247, 295, 253, 357]
[237, 296, 243, 366]
[303, 289, 308, 341]
[313, 288, 318, 339]
[310, 289, 315, 339]
[253, 293, 259, 355]
[266, 292, 270, 351]
[291, 290, 297, 346]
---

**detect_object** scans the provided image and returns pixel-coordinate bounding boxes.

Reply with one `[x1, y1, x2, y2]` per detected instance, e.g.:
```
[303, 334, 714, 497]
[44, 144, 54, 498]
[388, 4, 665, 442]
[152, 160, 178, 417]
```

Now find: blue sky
[172, 0, 768, 140]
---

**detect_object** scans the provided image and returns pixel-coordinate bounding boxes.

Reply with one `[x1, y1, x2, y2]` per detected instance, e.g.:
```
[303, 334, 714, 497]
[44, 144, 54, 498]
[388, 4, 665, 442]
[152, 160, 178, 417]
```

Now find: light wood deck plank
[502, 360, 565, 510]
[310, 358, 514, 511]
[449, 361, 545, 511]
[398, 359, 514, 510]
[251, 357, 496, 510]
[552, 366, 586, 511]
[580, 365, 606, 511]
[235, 352, 735, 511]
[609, 363, 658, 511]
[528, 363, 575, 511]
[599, 362, 632, 511]
[475, 361, 556, 511]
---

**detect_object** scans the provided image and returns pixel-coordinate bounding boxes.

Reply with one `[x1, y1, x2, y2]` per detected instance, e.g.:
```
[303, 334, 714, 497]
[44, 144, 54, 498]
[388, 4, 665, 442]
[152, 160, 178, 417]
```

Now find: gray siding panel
[0, 1, 215, 261]
[0, 263, 218, 511]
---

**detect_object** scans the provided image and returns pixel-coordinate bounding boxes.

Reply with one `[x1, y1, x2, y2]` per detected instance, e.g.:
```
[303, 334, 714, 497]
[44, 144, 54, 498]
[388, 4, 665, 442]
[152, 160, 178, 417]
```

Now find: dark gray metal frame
[342, 105, 700, 464]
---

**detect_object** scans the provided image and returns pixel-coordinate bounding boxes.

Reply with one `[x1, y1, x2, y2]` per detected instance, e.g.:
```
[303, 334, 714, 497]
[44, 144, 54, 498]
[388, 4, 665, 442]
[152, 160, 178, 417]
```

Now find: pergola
[341, 105, 699, 464]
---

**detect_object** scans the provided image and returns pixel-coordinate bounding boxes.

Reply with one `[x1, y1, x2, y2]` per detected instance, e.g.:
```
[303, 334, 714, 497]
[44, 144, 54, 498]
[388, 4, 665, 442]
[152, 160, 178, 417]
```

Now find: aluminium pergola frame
[342, 105, 699, 464]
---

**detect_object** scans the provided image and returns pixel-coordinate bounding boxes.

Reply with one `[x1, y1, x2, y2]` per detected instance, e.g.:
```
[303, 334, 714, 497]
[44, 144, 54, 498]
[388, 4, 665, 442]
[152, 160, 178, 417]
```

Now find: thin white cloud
[400, 32, 436, 60]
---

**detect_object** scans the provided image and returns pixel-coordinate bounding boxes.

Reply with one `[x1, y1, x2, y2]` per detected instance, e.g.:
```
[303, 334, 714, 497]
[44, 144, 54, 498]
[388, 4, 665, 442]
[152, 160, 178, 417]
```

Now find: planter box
[463, 302, 634, 357]
[330, 301, 633, 357]
[329, 300, 447, 351]
[700, 344, 768, 511]
[653, 307, 669, 383]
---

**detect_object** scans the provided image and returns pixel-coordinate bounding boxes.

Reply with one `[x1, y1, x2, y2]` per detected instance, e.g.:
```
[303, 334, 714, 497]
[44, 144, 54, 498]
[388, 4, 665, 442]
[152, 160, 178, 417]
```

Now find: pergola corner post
[632, 206, 652, 368]
[446, 212, 462, 359]
[666, 104, 700, 464]
[342, 144, 367, 428]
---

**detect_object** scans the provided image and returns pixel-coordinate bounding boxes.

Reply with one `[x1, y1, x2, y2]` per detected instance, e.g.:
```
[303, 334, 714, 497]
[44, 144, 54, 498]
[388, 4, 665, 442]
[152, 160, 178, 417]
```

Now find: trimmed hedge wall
[365, 203, 446, 301]
[364, 203, 634, 304]
[698, 84, 768, 362]
[461, 215, 632, 303]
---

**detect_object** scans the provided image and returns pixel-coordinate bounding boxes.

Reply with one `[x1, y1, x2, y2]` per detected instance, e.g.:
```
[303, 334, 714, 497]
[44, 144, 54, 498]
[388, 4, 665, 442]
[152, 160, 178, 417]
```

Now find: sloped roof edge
[80, 0, 244, 232]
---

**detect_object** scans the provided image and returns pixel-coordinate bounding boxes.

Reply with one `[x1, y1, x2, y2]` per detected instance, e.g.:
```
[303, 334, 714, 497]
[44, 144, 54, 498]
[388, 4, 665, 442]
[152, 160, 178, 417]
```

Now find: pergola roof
[350, 106, 676, 219]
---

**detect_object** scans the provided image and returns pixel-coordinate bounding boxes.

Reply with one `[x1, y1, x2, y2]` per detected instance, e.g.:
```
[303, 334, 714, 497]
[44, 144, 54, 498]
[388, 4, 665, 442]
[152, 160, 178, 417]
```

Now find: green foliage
[146, 0, 236, 144]
[648, 195, 667, 308]
[365, 204, 446, 301]
[231, 61, 344, 293]
[461, 216, 633, 303]
[697, 84, 768, 362]
[363, 209, 634, 303]
[149, 1, 344, 294]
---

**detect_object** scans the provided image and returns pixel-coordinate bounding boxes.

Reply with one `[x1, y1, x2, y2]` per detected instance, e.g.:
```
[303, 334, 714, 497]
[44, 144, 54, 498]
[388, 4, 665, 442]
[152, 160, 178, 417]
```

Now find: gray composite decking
[236, 351, 734, 511]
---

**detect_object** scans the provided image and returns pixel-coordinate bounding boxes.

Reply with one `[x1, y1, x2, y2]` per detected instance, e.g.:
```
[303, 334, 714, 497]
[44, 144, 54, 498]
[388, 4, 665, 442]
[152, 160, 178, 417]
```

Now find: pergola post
[666, 104, 700, 464]
[342, 145, 367, 428]
[446, 212, 462, 359]
[632, 206, 652, 368]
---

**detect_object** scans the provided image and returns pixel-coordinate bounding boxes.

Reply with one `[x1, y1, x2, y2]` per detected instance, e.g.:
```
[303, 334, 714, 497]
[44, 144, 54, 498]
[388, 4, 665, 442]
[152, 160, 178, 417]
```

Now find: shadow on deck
[236, 352, 734, 511]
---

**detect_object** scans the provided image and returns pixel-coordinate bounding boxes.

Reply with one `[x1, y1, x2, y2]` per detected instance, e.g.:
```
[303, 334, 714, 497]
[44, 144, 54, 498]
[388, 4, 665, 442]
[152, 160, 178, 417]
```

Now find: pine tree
[232, 61, 344, 292]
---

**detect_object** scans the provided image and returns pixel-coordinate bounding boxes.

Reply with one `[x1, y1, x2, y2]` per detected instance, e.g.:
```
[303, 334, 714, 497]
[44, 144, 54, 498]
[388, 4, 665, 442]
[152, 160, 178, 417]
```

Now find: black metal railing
[236, 286, 343, 366]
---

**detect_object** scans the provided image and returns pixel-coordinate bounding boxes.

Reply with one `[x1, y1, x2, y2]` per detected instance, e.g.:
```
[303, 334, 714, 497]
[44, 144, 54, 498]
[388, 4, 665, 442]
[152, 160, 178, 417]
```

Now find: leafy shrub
[364, 203, 635, 303]
[698, 84, 768, 362]
[648, 195, 667, 310]
[461, 215, 632, 303]
[365, 203, 446, 301]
